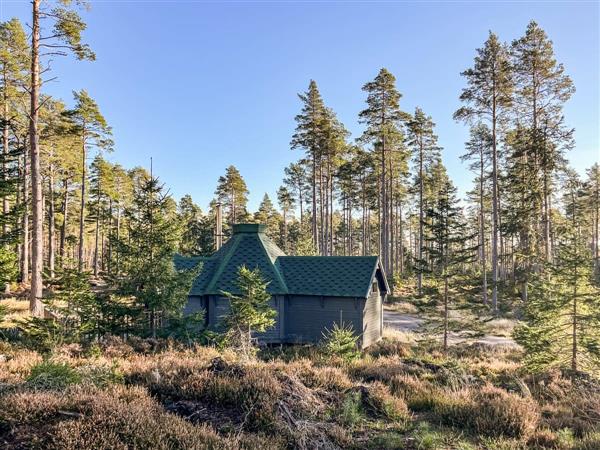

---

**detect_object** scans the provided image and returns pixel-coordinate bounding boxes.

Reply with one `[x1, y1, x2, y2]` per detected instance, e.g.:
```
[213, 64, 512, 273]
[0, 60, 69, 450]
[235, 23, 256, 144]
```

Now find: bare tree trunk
[418, 140, 424, 296]
[78, 129, 86, 271]
[106, 198, 112, 274]
[443, 275, 449, 352]
[2, 78, 9, 238]
[48, 161, 55, 278]
[21, 146, 29, 282]
[571, 269, 578, 372]
[115, 202, 121, 274]
[311, 155, 318, 251]
[2, 79, 10, 293]
[59, 178, 69, 264]
[491, 96, 499, 313]
[29, 0, 44, 316]
[93, 175, 101, 276]
[479, 154, 488, 305]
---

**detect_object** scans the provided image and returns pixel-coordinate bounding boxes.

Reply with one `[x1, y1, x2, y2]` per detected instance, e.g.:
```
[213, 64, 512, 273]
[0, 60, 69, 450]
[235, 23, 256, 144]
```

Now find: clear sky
[1, 0, 598, 211]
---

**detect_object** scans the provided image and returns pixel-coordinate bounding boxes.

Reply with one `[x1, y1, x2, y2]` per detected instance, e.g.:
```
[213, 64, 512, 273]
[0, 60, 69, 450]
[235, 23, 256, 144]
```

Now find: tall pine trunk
[491, 95, 499, 313]
[29, 0, 44, 316]
[93, 176, 101, 276]
[311, 154, 318, 251]
[418, 139, 424, 296]
[60, 179, 69, 264]
[443, 274, 449, 352]
[47, 161, 55, 278]
[479, 154, 488, 305]
[78, 130, 86, 271]
[2, 77, 9, 238]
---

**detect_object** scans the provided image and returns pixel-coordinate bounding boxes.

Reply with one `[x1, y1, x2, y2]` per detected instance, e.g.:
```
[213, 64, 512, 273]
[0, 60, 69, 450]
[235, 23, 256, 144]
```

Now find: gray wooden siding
[208, 295, 283, 343]
[187, 292, 382, 348]
[183, 296, 207, 317]
[362, 290, 383, 348]
[284, 295, 364, 345]
[255, 295, 284, 343]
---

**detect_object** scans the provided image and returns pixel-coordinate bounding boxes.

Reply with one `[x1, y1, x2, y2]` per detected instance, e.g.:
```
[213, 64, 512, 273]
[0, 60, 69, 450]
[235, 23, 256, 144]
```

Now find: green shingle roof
[174, 223, 388, 298]
[276, 256, 380, 298]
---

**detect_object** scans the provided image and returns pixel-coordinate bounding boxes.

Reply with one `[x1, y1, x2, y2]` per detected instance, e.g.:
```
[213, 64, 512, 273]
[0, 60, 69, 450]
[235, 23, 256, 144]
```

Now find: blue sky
[1, 0, 598, 211]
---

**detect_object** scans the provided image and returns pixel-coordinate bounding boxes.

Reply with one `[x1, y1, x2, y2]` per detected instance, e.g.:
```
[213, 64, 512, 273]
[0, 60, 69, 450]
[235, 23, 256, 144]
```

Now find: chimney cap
[232, 223, 266, 234]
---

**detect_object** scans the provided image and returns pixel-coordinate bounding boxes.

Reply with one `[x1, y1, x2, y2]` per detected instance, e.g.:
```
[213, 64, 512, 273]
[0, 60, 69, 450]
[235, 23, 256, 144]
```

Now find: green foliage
[338, 391, 363, 426]
[50, 4, 96, 61]
[221, 265, 276, 357]
[177, 195, 214, 256]
[27, 361, 82, 390]
[215, 165, 249, 225]
[0, 247, 17, 286]
[112, 174, 201, 337]
[292, 222, 317, 256]
[321, 322, 360, 361]
[20, 266, 144, 351]
[515, 225, 600, 375]
[159, 310, 206, 345]
[19, 267, 96, 350]
[64, 89, 112, 150]
[77, 361, 125, 387]
[254, 193, 280, 239]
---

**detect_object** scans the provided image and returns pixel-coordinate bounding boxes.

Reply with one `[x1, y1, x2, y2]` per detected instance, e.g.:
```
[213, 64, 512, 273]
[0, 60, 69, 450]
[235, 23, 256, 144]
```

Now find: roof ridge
[205, 234, 241, 294]
[258, 233, 288, 294]
[278, 255, 378, 259]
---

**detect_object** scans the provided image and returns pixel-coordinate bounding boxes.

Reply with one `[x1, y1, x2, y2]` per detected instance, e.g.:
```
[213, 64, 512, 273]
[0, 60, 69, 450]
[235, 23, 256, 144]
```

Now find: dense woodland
[0, 3, 599, 449]
[0, 3, 599, 371]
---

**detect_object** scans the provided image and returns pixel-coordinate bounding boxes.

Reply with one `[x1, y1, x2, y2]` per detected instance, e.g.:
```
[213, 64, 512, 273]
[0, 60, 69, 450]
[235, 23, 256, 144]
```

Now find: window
[372, 282, 378, 293]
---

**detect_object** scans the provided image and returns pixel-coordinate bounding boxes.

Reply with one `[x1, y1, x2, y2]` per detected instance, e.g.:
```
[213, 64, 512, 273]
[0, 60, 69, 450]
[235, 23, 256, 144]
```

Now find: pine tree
[112, 173, 200, 338]
[284, 162, 309, 225]
[511, 21, 575, 262]
[215, 165, 249, 225]
[178, 195, 214, 256]
[64, 90, 112, 272]
[28, 0, 96, 317]
[277, 186, 294, 252]
[0, 19, 28, 293]
[254, 193, 280, 239]
[291, 80, 327, 251]
[454, 32, 513, 312]
[89, 155, 115, 276]
[221, 265, 276, 359]
[584, 163, 600, 276]
[515, 170, 600, 374]
[422, 172, 477, 351]
[461, 124, 492, 304]
[408, 107, 442, 295]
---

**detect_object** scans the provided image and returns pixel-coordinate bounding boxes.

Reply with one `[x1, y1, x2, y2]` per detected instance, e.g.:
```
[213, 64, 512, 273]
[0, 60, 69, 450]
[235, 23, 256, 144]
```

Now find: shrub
[350, 355, 408, 381]
[338, 391, 363, 426]
[321, 322, 360, 362]
[535, 376, 600, 437]
[574, 432, 600, 450]
[0, 385, 229, 449]
[366, 336, 411, 358]
[434, 385, 540, 440]
[283, 359, 353, 391]
[390, 374, 441, 412]
[77, 362, 124, 387]
[27, 361, 82, 390]
[364, 381, 410, 422]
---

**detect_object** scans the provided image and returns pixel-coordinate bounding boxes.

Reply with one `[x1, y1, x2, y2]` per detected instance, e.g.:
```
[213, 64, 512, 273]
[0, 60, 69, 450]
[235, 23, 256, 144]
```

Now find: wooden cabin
[175, 223, 388, 349]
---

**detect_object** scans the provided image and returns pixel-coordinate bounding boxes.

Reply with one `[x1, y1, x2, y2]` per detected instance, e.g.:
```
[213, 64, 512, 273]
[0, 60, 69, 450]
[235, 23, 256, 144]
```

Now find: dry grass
[384, 301, 419, 314]
[0, 385, 239, 449]
[0, 332, 597, 449]
[484, 318, 517, 337]
[382, 325, 416, 344]
[0, 298, 29, 328]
